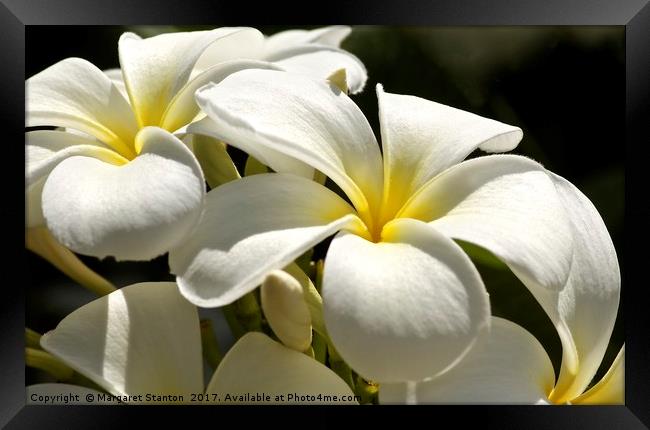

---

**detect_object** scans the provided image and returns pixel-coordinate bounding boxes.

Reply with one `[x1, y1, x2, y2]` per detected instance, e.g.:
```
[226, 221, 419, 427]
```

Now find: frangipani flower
[38, 282, 356, 404]
[379, 317, 624, 405]
[26, 26, 367, 261]
[169, 69, 620, 390]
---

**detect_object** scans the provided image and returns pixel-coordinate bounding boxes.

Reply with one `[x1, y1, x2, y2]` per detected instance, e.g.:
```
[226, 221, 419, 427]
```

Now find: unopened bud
[261, 270, 312, 352]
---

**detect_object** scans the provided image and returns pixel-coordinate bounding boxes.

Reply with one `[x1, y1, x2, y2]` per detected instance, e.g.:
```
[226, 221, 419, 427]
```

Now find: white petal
[572, 346, 624, 405]
[118, 28, 262, 127]
[263, 26, 351, 55]
[41, 127, 205, 261]
[26, 57, 138, 158]
[169, 173, 365, 308]
[27, 384, 109, 404]
[40, 282, 203, 398]
[379, 318, 555, 404]
[206, 332, 356, 404]
[269, 46, 367, 94]
[194, 69, 384, 225]
[322, 218, 490, 383]
[377, 85, 522, 218]
[26, 130, 127, 228]
[103, 67, 128, 99]
[26, 130, 126, 188]
[103, 68, 123, 81]
[188, 116, 315, 179]
[538, 173, 621, 403]
[161, 59, 282, 133]
[261, 270, 312, 352]
[401, 154, 573, 293]
[193, 27, 265, 72]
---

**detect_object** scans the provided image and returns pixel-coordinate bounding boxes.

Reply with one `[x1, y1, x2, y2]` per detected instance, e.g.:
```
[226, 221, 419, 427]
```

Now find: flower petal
[40, 282, 203, 398]
[26, 57, 138, 159]
[379, 317, 555, 404]
[540, 173, 621, 403]
[571, 346, 624, 405]
[194, 69, 384, 225]
[41, 127, 205, 261]
[26, 130, 127, 188]
[263, 26, 352, 55]
[322, 218, 490, 383]
[377, 85, 522, 218]
[193, 27, 265, 72]
[205, 332, 356, 404]
[103, 68, 123, 81]
[26, 130, 127, 228]
[268, 46, 367, 94]
[401, 154, 573, 293]
[103, 67, 128, 99]
[169, 173, 365, 308]
[161, 59, 282, 133]
[118, 28, 261, 127]
[188, 116, 315, 179]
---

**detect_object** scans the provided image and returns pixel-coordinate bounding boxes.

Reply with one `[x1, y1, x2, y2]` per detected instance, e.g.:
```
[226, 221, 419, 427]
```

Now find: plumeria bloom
[169, 69, 620, 391]
[36, 282, 356, 404]
[379, 317, 624, 405]
[26, 26, 366, 261]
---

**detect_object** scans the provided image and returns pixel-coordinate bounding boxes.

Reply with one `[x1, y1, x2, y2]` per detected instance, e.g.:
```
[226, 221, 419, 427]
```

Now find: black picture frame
[3, 0, 649, 428]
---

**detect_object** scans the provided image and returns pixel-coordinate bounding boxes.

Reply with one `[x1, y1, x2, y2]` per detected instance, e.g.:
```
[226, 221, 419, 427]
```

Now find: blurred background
[26, 26, 624, 389]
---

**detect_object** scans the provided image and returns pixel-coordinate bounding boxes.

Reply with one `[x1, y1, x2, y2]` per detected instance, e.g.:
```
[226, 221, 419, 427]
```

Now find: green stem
[222, 305, 246, 340]
[314, 259, 325, 293]
[26, 227, 116, 296]
[25, 348, 74, 381]
[294, 249, 315, 278]
[244, 155, 269, 176]
[193, 135, 241, 188]
[311, 331, 327, 365]
[328, 344, 355, 392]
[235, 292, 262, 332]
[355, 375, 379, 404]
[25, 328, 42, 350]
[200, 319, 223, 369]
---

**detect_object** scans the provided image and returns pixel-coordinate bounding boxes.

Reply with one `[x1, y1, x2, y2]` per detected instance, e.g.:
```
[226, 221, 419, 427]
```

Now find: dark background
[25, 26, 625, 390]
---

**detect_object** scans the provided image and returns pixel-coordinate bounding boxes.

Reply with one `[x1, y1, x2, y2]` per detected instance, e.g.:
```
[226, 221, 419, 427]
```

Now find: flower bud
[261, 270, 312, 352]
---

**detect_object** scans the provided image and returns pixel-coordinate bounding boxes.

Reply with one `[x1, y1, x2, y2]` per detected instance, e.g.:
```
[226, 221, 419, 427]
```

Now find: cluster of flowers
[25, 26, 622, 405]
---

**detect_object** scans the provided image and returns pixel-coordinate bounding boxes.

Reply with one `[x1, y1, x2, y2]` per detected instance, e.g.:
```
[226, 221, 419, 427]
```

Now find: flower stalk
[25, 347, 74, 381]
[25, 328, 42, 350]
[312, 331, 328, 365]
[328, 344, 355, 391]
[234, 292, 263, 332]
[26, 227, 116, 296]
[355, 375, 379, 404]
[222, 305, 247, 339]
[200, 319, 223, 369]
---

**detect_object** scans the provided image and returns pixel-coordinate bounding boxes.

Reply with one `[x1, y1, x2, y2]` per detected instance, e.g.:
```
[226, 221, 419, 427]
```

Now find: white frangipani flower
[39, 282, 356, 404]
[26, 26, 367, 261]
[379, 168, 621, 404]
[379, 317, 624, 405]
[165, 69, 619, 387]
